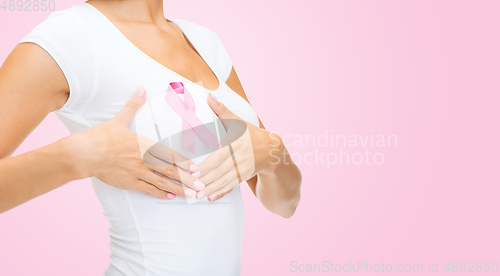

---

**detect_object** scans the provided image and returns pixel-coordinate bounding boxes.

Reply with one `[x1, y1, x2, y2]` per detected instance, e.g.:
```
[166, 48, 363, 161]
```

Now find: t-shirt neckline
[79, 2, 223, 93]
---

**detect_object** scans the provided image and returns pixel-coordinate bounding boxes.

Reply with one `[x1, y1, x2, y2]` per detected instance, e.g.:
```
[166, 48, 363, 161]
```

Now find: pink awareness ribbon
[165, 82, 219, 155]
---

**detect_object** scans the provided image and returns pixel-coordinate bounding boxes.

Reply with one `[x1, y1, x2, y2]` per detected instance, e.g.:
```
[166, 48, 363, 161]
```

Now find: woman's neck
[85, 0, 166, 25]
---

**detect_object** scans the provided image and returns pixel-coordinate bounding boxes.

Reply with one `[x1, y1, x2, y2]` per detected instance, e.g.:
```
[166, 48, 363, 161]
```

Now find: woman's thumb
[115, 86, 147, 125]
[207, 93, 236, 120]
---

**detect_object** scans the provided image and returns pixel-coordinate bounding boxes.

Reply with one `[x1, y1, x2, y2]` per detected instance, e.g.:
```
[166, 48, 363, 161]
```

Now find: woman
[0, 0, 302, 275]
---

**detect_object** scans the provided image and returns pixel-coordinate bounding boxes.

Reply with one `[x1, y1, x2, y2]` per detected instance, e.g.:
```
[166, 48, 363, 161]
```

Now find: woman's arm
[197, 67, 302, 218]
[0, 43, 78, 213]
[0, 43, 70, 159]
[0, 43, 199, 213]
[226, 67, 301, 218]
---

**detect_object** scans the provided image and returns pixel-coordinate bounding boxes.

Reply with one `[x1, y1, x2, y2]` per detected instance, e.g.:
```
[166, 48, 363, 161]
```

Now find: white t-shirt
[19, 3, 259, 275]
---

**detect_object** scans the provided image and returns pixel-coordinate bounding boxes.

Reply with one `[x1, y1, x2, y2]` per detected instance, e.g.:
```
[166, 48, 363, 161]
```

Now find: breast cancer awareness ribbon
[165, 82, 219, 155]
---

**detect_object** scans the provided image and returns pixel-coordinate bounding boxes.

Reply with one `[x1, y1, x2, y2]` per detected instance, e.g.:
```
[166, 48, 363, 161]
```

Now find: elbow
[276, 168, 302, 219]
[260, 163, 302, 218]
[286, 190, 301, 218]
[0, 202, 11, 215]
[277, 195, 301, 219]
[266, 187, 302, 219]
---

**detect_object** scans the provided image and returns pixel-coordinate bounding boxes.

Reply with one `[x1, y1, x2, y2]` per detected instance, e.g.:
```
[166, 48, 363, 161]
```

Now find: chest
[76, 19, 259, 130]
[108, 20, 220, 92]
[79, 55, 258, 130]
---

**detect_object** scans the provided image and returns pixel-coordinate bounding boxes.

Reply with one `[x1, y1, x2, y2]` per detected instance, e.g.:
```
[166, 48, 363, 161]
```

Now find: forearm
[255, 135, 302, 218]
[0, 136, 81, 213]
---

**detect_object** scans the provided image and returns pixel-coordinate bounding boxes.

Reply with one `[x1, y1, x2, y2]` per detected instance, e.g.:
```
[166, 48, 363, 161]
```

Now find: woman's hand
[69, 87, 202, 200]
[194, 94, 283, 201]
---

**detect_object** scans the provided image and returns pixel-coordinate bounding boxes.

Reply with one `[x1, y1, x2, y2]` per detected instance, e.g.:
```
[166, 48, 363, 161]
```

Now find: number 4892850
[1, 0, 55, 11]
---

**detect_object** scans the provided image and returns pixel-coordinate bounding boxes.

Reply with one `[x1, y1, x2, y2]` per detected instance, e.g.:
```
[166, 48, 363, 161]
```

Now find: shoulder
[21, 4, 93, 42]
[18, 4, 97, 112]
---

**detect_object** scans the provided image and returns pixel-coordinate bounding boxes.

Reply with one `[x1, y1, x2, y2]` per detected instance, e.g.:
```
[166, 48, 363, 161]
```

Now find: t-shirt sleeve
[17, 11, 95, 113]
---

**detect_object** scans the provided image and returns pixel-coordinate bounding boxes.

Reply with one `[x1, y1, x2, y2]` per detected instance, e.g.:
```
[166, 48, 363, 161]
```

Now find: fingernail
[209, 194, 218, 201]
[167, 193, 176, 199]
[191, 171, 201, 178]
[135, 86, 145, 98]
[189, 164, 198, 173]
[193, 180, 205, 191]
[184, 189, 196, 198]
[197, 190, 206, 200]
[209, 93, 218, 103]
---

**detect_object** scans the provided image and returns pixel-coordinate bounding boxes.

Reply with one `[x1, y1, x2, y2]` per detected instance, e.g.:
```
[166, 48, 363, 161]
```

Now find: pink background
[1, 0, 499, 275]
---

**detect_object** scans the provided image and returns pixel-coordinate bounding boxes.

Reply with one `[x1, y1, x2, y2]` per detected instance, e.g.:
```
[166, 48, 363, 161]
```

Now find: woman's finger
[145, 142, 195, 172]
[207, 177, 241, 202]
[197, 145, 232, 177]
[196, 167, 239, 200]
[132, 179, 174, 200]
[114, 86, 147, 126]
[146, 164, 205, 191]
[135, 168, 194, 198]
[198, 155, 235, 186]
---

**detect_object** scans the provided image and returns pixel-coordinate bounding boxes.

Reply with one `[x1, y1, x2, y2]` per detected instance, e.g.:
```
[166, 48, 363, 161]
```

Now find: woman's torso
[19, 3, 259, 275]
